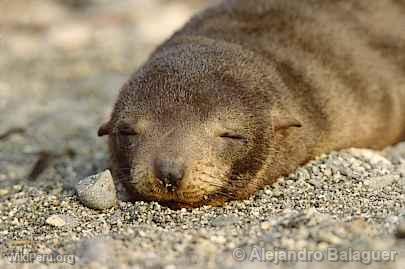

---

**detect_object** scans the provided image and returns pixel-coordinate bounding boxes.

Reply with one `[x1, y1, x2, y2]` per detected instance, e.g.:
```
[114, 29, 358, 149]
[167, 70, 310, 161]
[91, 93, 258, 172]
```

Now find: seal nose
[154, 159, 185, 191]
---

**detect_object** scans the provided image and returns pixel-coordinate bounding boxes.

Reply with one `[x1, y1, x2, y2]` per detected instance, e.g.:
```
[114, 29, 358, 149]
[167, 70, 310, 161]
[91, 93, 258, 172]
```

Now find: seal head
[99, 39, 301, 208]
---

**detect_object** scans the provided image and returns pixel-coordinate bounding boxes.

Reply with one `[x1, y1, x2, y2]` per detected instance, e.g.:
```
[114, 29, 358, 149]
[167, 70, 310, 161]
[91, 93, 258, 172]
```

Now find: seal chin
[157, 195, 228, 209]
[139, 185, 227, 209]
[148, 191, 207, 209]
[159, 200, 200, 209]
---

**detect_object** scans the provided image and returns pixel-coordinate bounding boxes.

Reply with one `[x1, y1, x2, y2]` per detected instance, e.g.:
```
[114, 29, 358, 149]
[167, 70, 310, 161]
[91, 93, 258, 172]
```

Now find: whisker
[196, 179, 236, 200]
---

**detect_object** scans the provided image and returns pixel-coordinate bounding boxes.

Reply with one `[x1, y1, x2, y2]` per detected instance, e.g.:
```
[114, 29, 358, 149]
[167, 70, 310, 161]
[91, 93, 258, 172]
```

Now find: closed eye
[219, 132, 247, 141]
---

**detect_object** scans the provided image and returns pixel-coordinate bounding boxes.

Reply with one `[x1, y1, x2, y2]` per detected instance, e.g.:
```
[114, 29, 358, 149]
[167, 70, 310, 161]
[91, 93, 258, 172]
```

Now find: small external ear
[98, 121, 112, 137]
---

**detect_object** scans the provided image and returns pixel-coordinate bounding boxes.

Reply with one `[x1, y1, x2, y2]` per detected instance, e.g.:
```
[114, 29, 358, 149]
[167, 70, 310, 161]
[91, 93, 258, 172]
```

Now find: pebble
[0, 189, 9, 197]
[211, 216, 240, 227]
[365, 175, 398, 191]
[210, 235, 226, 244]
[318, 231, 343, 245]
[46, 214, 76, 227]
[260, 222, 272, 230]
[76, 170, 117, 210]
[348, 149, 392, 166]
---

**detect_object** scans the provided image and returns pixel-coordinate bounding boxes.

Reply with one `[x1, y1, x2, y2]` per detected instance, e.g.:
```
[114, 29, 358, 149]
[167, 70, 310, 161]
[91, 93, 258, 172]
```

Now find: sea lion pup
[98, 0, 405, 208]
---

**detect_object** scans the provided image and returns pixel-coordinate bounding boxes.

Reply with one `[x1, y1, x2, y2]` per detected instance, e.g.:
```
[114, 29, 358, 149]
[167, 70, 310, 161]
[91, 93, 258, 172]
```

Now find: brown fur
[99, 0, 405, 208]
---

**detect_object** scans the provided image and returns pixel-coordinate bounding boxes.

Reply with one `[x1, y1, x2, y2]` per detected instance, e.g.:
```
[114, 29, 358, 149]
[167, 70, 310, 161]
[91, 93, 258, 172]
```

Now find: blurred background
[0, 0, 218, 191]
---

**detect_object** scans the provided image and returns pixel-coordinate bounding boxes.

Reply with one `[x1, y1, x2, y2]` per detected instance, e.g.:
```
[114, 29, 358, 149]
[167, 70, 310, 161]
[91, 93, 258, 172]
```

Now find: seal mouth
[146, 185, 234, 209]
[139, 184, 223, 209]
[141, 193, 204, 209]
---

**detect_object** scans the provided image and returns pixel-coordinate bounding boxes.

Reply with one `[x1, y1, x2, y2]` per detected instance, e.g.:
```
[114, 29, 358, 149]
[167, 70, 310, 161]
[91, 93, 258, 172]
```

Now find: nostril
[154, 159, 185, 191]
[165, 171, 183, 187]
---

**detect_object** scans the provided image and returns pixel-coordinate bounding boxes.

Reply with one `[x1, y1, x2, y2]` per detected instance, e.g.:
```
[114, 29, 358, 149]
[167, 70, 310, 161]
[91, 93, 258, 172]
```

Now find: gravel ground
[1, 1, 404, 268]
